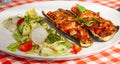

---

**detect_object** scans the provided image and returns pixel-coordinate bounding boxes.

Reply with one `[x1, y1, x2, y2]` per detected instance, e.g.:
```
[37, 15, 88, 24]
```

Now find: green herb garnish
[77, 5, 86, 12]
[75, 18, 98, 26]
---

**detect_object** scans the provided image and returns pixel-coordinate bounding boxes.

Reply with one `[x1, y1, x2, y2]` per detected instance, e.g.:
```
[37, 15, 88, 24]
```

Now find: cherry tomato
[71, 44, 82, 54]
[17, 18, 24, 26]
[71, 6, 78, 12]
[18, 41, 32, 52]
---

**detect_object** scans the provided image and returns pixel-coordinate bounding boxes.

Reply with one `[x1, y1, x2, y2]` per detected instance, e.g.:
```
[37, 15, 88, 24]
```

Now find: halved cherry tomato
[17, 18, 24, 26]
[18, 41, 32, 52]
[71, 6, 78, 12]
[71, 44, 82, 54]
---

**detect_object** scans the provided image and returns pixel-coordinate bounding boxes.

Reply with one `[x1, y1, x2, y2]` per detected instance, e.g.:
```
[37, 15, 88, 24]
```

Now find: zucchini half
[70, 4, 119, 42]
[89, 26, 119, 41]
[42, 9, 93, 48]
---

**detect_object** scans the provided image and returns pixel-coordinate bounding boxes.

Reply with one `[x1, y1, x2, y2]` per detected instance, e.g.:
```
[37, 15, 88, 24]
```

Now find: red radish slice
[31, 26, 48, 44]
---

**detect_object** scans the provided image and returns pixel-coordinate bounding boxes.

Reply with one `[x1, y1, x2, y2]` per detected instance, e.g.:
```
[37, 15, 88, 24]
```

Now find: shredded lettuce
[25, 8, 39, 19]
[13, 30, 22, 41]
[62, 40, 72, 48]
[39, 41, 72, 56]
[46, 28, 56, 34]
[25, 44, 39, 54]
[7, 41, 21, 52]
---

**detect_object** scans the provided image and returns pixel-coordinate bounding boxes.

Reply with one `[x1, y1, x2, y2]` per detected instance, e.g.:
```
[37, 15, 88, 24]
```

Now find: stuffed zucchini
[42, 9, 93, 47]
[71, 4, 119, 41]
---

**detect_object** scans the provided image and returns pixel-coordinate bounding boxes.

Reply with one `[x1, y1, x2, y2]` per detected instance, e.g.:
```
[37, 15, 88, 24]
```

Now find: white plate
[0, 1, 120, 61]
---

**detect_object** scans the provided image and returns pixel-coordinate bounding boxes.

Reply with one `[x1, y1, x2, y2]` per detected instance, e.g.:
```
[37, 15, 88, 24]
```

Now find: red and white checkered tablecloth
[0, 0, 120, 64]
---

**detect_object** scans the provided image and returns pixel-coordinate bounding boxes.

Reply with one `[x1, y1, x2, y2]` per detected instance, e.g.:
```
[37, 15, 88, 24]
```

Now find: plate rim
[0, 1, 120, 61]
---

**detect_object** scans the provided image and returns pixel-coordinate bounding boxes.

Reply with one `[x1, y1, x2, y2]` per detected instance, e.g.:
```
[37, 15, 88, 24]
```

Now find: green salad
[2, 9, 81, 56]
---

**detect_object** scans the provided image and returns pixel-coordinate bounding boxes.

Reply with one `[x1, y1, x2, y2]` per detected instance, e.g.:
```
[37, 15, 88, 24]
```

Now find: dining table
[0, 0, 120, 64]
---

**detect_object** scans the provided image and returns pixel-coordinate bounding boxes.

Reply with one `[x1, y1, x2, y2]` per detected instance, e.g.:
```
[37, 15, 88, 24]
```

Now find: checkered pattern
[0, 0, 120, 64]
[92, 0, 120, 9]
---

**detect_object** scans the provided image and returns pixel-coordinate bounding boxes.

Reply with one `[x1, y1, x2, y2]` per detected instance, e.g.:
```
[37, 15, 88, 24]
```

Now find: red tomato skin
[71, 44, 82, 54]
[71, 6, 78, 12]
[17, 18, 24, 26]
[18, 41, 32, 52]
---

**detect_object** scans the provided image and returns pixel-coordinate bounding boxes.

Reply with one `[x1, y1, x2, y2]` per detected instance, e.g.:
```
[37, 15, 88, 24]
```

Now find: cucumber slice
[18, 21, 26, 34]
